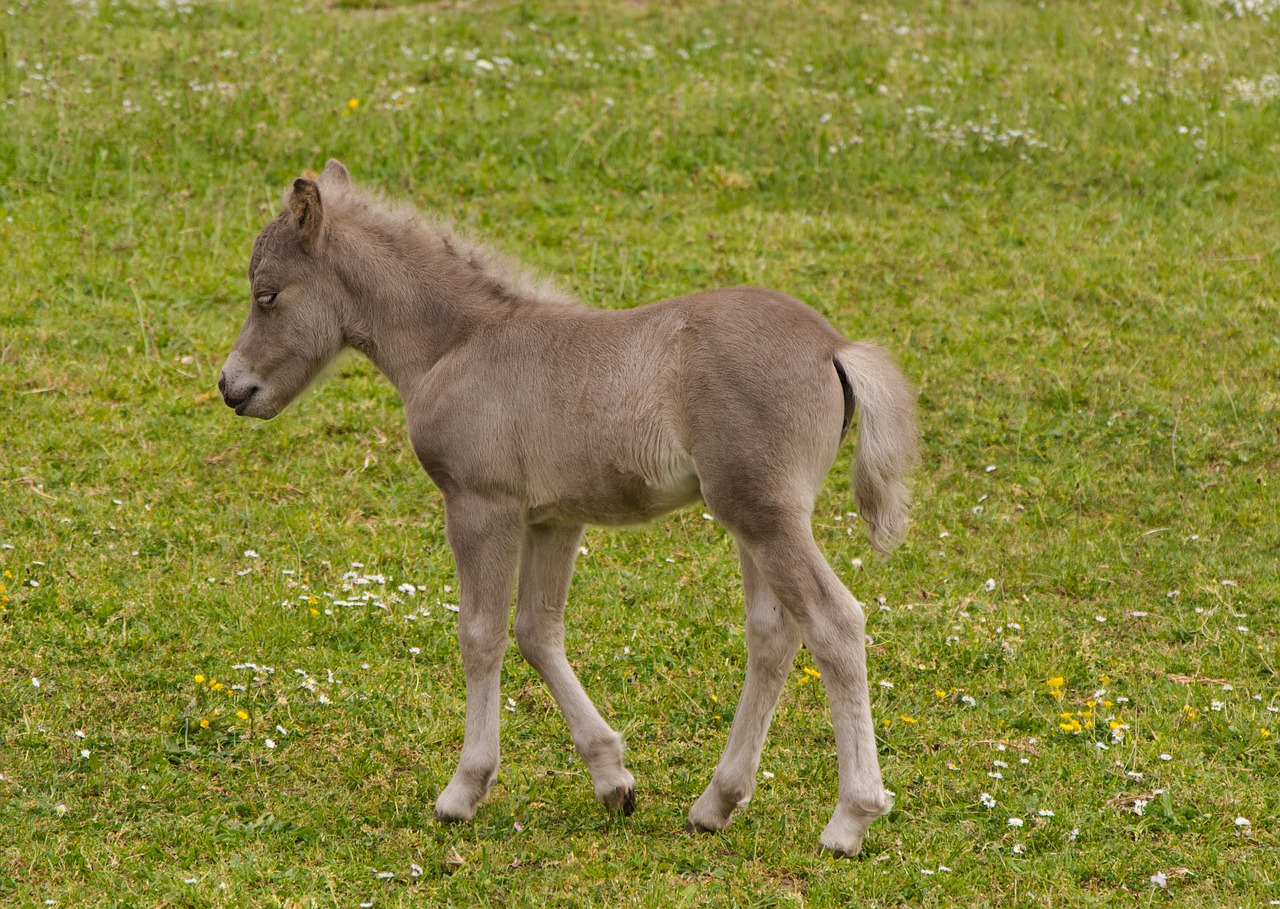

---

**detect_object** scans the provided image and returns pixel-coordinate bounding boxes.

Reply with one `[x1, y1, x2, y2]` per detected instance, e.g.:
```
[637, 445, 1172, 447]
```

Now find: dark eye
[255, 292, 278, 308]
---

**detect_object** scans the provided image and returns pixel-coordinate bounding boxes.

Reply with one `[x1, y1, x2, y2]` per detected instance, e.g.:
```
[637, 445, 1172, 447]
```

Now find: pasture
[2, 0, 1278, 906]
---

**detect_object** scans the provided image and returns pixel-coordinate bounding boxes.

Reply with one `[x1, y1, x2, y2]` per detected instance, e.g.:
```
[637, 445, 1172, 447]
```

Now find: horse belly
[527, 452, 701, 527]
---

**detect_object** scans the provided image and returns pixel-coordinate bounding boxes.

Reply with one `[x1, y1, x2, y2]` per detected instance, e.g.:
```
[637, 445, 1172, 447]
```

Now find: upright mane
[317, 174, 580, 310]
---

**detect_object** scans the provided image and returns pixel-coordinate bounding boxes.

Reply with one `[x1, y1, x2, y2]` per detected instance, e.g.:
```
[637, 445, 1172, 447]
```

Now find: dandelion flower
[236, 711, 249, 721]
[348, 98, 360, 110]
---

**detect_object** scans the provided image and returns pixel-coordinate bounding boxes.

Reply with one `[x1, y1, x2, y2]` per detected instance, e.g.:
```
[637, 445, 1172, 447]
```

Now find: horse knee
[457, 620, 508, 669]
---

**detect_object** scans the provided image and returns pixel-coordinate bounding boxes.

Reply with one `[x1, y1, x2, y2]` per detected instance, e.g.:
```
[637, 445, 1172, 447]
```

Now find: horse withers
[219, 160, 919, 856]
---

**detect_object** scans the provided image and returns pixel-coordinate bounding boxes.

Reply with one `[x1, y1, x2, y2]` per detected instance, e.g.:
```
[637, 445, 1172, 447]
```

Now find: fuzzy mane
[316, 175, 580, 310]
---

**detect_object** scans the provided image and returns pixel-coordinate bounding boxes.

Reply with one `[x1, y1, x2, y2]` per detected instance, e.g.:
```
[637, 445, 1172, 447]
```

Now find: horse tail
[833, 342, 919, 555]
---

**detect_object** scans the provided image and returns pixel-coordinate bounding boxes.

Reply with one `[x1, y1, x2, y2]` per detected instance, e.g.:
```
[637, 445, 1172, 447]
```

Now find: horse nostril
[219, 375, 261, 411]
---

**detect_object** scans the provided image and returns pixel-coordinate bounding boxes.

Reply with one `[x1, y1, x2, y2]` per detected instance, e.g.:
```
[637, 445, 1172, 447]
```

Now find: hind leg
[750, 524, 891, 855]
[688, 545, 802, 833]
[703, 488, 890, 856]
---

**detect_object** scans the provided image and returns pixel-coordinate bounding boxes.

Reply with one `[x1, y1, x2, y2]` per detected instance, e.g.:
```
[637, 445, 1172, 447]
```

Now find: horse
[218, 160, 918, 856]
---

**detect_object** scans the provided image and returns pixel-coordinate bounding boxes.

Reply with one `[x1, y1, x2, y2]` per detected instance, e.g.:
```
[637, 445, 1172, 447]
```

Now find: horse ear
[321, 159, 352, 188]
[288, 178, 324, 249]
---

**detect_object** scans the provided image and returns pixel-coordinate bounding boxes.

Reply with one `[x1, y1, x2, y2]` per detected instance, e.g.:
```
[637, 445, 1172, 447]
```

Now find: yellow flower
[1046, 676, 1064, 689]
[1098, 675, 1111, 685]
[803, 667, 821, 679]
[347, 98, 360, 110]
[211, 682, 225, 692]
[236, 711, 249, 721]
[199, 719, 210, 729]
[900, 715, 917, 724]
[194, 674, 205, 684]
[935, 688, 948, 698]
[1261, 728, 1271, 738]
[309, 608, 320, 616]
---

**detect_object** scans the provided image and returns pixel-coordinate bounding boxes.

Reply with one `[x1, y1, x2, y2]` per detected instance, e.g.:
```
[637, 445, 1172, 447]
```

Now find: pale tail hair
[836, 342, 919, 554]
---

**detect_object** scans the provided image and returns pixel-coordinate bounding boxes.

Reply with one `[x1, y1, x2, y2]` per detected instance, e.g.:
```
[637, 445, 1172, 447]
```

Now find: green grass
[2, 0, 1279, 905]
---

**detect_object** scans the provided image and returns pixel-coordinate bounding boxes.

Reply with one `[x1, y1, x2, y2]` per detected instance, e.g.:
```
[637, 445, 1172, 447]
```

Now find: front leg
[514, 523, 635, 814]
[434, 494, 523, 824]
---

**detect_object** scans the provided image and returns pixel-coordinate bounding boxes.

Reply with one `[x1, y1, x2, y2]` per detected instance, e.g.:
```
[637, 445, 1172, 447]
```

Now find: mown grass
[2, 0, 1279, 906]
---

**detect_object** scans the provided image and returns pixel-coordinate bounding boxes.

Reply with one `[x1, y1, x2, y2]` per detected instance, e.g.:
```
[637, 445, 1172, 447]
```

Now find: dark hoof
[602, 785, 636, 816]
[434, 809, 468, 825]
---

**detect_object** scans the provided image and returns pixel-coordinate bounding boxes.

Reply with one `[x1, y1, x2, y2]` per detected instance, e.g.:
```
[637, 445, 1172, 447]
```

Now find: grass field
[3, 0, 1279, 905]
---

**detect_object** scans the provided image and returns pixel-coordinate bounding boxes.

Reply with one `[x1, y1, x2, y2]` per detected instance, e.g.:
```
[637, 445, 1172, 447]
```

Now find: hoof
[820, 839, 863, 859]
[600, 785, 636, 816]
[686, 786, 739, 834]
[820, 797, 889, 858]
[434, 783, 483, 824]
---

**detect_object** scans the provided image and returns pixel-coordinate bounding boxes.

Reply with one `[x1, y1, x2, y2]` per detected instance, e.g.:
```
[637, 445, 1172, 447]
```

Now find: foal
[219, 160, 919, 856]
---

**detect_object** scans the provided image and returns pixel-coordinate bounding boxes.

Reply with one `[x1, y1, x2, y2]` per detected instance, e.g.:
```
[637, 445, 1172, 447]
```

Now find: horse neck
[338, 235, 501, 395]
